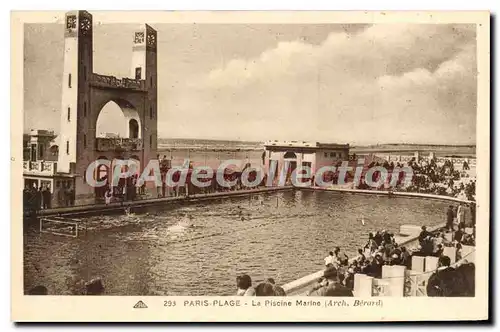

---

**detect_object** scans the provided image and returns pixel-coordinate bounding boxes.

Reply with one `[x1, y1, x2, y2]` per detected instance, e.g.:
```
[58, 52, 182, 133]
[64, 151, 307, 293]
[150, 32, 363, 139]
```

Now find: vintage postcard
[11, 10, 489, 322]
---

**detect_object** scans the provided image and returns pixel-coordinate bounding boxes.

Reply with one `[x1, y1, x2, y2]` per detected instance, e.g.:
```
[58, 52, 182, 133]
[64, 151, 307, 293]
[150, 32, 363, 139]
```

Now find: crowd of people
[23, 183, 76, 216]
[310, 212, 476, 296]
[232, 198, 478, 298]
[399, 157, 476, 201]
[235, 218, 475, 297]
[352, 157, 476, 202]
[23, 184, 60, 216]
[311, 232, 408, 296]
[23, 185, 52, 212]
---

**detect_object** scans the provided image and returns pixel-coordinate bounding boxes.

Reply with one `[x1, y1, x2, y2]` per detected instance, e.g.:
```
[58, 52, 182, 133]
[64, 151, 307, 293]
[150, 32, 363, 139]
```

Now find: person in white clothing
[324, 251, 335, 266]
[104, 189, 112, 205]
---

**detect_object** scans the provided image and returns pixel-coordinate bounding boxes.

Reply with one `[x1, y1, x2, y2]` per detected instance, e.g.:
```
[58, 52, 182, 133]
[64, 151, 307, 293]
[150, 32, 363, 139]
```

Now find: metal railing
[23, 160, 57, 175]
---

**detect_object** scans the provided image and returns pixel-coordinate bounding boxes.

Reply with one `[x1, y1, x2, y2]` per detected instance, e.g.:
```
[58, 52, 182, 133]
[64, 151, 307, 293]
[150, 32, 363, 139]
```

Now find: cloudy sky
[24, 22, 477, 144]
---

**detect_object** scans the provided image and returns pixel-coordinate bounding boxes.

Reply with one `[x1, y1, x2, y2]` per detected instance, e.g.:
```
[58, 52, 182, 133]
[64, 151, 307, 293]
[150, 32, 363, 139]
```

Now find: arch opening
[96, 100, 142, 139]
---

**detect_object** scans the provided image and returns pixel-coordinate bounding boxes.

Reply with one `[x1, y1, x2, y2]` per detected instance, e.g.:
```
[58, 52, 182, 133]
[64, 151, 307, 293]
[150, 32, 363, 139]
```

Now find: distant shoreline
[157, 146, 476, 158]
[158, 138, 475, 147]
[156, 138, 476, 159]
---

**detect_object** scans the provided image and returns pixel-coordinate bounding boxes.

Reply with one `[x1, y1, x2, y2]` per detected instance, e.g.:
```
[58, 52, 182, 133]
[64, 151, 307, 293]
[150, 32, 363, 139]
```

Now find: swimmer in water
[183, 214, 196, 228]
[358, 217, 369, 226]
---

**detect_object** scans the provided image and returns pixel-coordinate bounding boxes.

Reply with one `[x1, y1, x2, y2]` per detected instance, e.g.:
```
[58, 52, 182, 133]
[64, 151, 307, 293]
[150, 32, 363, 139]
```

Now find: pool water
[24, 190, 450, 295]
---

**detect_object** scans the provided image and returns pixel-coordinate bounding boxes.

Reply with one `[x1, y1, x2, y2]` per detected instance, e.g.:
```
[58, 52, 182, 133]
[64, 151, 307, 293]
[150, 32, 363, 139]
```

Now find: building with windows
[22, 129, 77, 207]
[263, 140, 350, 180]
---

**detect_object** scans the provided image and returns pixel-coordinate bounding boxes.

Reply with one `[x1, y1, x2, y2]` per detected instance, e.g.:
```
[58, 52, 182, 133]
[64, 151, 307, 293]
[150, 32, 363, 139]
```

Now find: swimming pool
[24, 189, 450, 295]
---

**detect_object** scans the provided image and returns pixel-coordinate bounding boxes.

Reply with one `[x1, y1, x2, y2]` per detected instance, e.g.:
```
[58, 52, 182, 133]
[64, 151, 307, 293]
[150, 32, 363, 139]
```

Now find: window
[66, 141, 69, 155]
[67, 107, 71, 121]
[150, 76, 153, 87]
[68, 73, 72, 88]
[330, 152, 334, 158]
[38, 144, 44, 160]
[324, 152, 328, 158]
[83, 102, 87, 117]
[135, 67, 142, 80]
[129, 119, 139, 139]
[56, 181, 60, 188]
[83, 134, 87, 148]
[150, 106, 153, 119]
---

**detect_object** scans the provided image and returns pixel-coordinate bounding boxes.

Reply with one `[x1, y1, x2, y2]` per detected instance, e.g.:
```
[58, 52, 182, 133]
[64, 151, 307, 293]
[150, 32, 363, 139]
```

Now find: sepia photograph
[11, 9, 490, 322]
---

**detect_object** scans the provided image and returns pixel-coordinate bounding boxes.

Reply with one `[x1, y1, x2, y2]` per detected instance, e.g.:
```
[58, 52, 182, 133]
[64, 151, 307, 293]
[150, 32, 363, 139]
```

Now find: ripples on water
[24, 190, 450, 295]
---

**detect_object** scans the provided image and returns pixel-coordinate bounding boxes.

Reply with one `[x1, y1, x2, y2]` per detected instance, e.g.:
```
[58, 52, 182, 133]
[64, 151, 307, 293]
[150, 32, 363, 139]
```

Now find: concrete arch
[95, 99, 142, 139]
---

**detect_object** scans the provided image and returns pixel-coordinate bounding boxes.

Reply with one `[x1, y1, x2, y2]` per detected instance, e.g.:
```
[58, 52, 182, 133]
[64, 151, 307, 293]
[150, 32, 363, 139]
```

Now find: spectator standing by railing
[42, 186, 51, 209]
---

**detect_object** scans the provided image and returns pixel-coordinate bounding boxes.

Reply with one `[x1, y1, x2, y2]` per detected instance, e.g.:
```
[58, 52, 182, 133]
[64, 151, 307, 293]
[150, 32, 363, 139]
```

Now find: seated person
[418, 226, 432, 244]
[426, 256, 468, 297]
[308, 266, 353, 297]
[434, 244, 444, 257]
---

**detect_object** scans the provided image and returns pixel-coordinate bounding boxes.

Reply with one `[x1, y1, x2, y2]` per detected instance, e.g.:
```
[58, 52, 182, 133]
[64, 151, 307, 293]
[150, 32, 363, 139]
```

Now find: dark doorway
[30, 144, 37, 161]
[129, 119, 139, 139]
